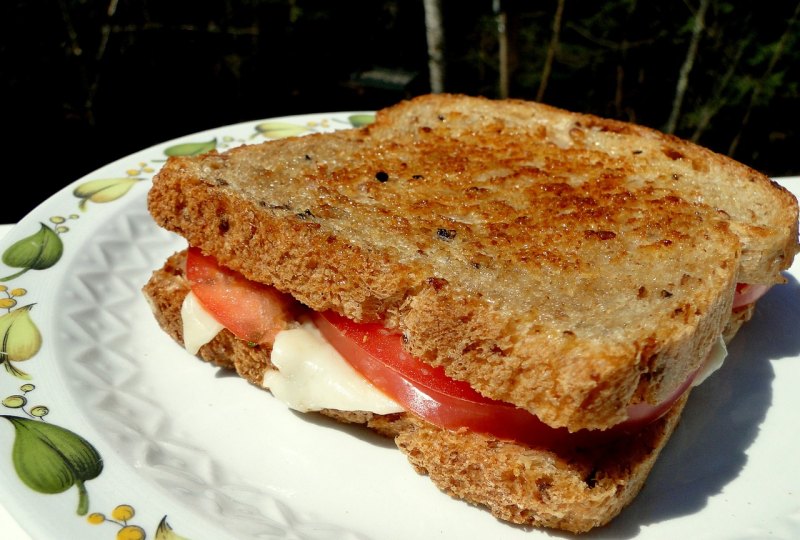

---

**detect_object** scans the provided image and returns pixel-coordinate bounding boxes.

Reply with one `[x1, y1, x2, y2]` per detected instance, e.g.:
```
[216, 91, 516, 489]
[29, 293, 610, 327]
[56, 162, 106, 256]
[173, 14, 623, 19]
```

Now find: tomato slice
[313, 311, 691, 447]
[312, 311, 574, 446]
[185, 249, 694, 447]
[732, 283, 771, 309]
[185, 247, 294, 345]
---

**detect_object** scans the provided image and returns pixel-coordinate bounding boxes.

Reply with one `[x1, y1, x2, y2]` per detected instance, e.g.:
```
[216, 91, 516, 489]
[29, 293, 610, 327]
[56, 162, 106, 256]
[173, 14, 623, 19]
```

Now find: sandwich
[142, 93, 799, 533]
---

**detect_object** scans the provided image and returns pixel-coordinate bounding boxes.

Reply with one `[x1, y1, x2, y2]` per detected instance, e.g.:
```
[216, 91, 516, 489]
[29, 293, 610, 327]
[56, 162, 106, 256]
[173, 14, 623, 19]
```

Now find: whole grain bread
[147, 94, 798, 431]
[142, 250, 688, 533]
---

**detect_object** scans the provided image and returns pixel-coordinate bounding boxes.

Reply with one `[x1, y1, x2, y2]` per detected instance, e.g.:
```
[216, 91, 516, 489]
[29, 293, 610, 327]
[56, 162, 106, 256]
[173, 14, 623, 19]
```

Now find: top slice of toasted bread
[147, 93, 798, 431]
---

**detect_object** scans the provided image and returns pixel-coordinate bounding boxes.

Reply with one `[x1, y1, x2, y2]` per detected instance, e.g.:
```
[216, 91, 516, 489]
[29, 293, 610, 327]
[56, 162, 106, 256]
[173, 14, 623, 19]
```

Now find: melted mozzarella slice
[692, 336, 728, 387]
[263, 320, 404, 414]
[180, 295, 402, 414]
[181, 291, 225, 355]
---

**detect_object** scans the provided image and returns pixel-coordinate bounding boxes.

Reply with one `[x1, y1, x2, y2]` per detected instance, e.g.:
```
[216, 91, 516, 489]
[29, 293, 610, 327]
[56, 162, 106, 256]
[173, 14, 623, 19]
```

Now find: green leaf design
[1, 416, 103, 515]
[73, 178, 143, 211]
[254, 122, 308, 139]
[0, 305, 41, 380]
[155, 516, 191, 540]
[0, 224, 63, 281]
[163, 139, 217, 157]
[348, 113, 375, 127]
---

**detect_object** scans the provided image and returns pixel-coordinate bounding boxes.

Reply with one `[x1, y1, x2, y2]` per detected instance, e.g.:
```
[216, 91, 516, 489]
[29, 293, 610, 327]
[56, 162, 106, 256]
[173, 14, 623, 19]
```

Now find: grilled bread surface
[147, 94, 798, 431]
[143, 250, 687, 533]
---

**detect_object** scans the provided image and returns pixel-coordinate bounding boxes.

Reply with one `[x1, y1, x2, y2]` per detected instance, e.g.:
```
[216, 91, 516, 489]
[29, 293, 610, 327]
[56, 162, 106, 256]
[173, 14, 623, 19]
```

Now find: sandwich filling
[179, 247, 764, 447]
[264, 319, 404, 414]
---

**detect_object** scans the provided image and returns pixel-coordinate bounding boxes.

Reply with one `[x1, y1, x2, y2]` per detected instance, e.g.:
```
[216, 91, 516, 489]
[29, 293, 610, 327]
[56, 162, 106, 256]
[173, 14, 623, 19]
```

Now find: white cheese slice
[180, 295, 403, 414]
[263, 320, 404, 414]
[181, 291, 225, 355]
[692, 336, 728, 387]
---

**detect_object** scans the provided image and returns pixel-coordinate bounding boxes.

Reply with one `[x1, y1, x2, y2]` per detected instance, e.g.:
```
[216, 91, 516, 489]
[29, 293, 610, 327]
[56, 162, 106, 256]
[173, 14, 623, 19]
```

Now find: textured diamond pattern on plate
[55, 203, 372, 540]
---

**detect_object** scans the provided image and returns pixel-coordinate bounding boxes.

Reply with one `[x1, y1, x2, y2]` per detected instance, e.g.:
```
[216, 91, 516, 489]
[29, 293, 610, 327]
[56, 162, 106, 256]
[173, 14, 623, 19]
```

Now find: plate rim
[0, 110, 798, 540]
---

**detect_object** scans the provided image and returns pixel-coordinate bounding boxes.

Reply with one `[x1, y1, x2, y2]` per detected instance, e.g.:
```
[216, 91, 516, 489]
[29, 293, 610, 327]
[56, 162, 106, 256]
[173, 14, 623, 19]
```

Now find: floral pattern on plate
[0, 113, 373, 540]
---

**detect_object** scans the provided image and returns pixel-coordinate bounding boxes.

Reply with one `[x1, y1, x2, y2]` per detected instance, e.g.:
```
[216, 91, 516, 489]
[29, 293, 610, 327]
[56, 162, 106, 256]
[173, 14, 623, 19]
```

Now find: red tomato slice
[185, 247, 294, 345]
[184, 249, 693, 447]
[311, 310, 571, 446]
[312, 311, 691, 447]
[732, 283, 771, 309]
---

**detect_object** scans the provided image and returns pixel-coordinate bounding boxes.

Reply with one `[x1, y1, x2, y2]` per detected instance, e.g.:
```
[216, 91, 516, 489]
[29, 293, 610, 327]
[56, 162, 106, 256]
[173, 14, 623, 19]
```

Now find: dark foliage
[2, 0, 798, 222]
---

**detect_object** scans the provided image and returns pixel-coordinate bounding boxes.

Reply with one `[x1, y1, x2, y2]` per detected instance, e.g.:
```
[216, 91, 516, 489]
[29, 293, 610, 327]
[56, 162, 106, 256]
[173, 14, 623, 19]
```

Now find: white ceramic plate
[0, 113, 798, 540]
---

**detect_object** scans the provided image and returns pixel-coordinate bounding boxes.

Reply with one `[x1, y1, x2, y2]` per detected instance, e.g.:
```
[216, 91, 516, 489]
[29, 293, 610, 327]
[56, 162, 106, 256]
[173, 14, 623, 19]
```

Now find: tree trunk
[536, 0, 566, 102]
[665, 0, 710, 134]
[423, 0, 446, 93]
[494, 0, 509, 98]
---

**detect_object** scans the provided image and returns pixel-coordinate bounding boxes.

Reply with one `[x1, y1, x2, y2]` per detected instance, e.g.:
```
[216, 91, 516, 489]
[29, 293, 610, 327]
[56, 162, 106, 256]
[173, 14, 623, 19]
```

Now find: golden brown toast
[147, 94, 798, 431]
[142, 250, 688, 533]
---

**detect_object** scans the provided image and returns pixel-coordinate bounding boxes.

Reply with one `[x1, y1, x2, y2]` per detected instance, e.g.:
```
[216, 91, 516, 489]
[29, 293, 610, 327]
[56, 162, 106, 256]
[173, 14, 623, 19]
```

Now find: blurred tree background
[3, 0, 799, 222]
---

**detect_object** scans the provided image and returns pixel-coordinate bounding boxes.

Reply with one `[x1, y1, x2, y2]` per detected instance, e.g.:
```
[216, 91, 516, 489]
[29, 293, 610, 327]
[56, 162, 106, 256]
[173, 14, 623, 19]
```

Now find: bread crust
[147, 94, 797, 430]
[142, 251, 688, 533]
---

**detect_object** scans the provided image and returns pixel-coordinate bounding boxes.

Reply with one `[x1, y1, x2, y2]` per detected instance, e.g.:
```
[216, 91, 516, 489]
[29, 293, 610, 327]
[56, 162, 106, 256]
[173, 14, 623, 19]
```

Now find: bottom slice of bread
[143, 250, 688, 533]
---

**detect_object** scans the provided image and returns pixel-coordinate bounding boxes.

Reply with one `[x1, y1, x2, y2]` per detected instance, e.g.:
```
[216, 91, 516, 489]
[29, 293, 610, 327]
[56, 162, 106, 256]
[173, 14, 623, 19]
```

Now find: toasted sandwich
[142, 94, 798, 533]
